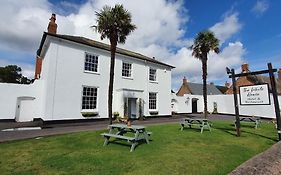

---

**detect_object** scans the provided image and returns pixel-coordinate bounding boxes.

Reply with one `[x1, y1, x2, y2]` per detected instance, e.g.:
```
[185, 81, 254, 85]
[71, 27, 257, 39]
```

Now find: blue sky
[0, 0, 280, 91]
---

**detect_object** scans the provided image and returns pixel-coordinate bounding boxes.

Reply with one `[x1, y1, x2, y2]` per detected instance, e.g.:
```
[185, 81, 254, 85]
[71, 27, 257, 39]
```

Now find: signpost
[226, 63, 281, 140]
[239, 84, 270, 105]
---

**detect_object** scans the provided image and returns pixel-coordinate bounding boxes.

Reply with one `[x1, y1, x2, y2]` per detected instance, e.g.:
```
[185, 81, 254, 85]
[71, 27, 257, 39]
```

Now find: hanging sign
[239, 84, 270, 105]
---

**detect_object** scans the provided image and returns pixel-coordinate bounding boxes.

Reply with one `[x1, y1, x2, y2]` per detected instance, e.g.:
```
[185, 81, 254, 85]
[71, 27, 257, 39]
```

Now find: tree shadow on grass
[105, 139, 153, 150]
[242, 130, 277, 142]
[213, 124, 277, 142]
[212, 124, 237, 136]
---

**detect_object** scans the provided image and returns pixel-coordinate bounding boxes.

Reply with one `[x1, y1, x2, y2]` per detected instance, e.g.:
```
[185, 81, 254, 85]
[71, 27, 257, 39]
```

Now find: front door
[128, 98, 137, 119]
[192, 98, 198, 113]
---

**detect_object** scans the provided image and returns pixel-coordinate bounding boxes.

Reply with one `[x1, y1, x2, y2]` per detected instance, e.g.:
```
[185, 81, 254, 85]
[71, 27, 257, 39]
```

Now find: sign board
[239, 84, 270, 105]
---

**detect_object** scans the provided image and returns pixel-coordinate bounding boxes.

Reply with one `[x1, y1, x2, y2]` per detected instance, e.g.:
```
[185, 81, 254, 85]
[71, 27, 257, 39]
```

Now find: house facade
[0, 14, 174, 122]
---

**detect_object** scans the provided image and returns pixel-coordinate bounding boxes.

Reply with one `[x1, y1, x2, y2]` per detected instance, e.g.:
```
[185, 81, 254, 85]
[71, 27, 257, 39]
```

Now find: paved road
[0, 114, 234, 143]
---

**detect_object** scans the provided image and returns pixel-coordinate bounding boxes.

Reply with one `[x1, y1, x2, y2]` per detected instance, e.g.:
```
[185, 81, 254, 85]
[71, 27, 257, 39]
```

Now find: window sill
[149, 81, 158, 84]
[84, 70, 100, 75]
[122, 76, 133, 80]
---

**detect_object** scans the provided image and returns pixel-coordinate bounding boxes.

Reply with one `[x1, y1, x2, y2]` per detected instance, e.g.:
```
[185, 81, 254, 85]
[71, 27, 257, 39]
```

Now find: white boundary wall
[0, 80, 44, 121]
[173, 93, 281, 119]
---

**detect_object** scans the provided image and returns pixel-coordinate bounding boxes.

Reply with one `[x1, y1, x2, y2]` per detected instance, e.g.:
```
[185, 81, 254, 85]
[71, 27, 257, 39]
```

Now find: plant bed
[81, 112, 99, 117]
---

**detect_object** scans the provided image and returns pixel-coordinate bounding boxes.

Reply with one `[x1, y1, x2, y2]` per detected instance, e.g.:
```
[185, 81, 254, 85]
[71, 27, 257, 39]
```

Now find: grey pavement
[0, 114, 234, 143]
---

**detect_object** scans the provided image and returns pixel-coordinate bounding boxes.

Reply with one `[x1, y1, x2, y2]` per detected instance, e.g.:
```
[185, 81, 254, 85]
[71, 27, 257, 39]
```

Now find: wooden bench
[235, 117, 261, 129]
[180, 118, 211, 134]
[101, 124, 152, 152]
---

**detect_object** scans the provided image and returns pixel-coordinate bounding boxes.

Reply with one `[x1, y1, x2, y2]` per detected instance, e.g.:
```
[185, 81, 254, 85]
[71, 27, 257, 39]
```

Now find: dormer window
[122, 62, 132, 78]
[84, 53, 98, 73]
[149, 68, 157, 81]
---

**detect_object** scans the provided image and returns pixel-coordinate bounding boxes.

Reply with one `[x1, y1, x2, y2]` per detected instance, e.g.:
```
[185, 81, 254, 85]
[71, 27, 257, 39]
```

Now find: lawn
[0, 121, 277, 175]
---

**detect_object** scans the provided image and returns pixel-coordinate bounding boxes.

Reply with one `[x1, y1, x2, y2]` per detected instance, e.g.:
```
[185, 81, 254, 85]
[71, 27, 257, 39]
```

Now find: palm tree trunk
[202, 56, 208, 118]
[108, 39, 117, 124]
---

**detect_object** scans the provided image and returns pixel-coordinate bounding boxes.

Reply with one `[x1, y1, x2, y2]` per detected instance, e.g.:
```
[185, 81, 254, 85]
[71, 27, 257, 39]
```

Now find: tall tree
[0, 65, 31, 84]
[191, 30, 219, 118]
[95, 4, 136, 124]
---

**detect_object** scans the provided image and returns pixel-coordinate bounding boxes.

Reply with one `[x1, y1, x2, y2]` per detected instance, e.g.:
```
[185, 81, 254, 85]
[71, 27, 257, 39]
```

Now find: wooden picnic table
[180, 118, 211, 133]
[235, 116, 261, 129]
[101, 124, 151, 152]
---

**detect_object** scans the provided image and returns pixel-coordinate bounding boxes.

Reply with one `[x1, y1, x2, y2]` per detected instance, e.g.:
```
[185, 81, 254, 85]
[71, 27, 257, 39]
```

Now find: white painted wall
[39, 36, 172, 120]
[173, 93, 281, 119]
[0, 80, 44, 121]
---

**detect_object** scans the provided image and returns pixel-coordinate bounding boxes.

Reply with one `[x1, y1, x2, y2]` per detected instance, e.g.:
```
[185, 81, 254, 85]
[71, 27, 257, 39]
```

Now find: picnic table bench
[101, 124, 151, 152]
[235, 116, 261, 129]
[180, 118, 211, 133]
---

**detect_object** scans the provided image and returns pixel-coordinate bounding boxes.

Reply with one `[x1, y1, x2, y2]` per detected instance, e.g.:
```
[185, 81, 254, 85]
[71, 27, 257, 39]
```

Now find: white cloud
[168, 41, 246, 91]
[0, 0, 245, 89]
[210, 13, 242, 44]
[252, 0, 269, 16]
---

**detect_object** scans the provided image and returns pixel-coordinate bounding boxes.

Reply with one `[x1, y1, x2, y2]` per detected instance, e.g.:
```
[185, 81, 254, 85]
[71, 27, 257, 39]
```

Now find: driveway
[0, 114, 234, 143]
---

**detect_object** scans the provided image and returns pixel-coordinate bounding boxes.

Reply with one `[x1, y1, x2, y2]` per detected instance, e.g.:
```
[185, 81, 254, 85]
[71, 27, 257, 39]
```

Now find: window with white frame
[149, 92, 157, 110]
[82, 86, 97, 110]
[84, 53, 98, 72]
[149, 68, 157, 81]
[122, 62, 132, 77]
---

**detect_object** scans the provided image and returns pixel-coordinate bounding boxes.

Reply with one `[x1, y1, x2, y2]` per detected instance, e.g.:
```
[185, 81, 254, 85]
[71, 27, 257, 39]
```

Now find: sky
[0, 0, 280, 91]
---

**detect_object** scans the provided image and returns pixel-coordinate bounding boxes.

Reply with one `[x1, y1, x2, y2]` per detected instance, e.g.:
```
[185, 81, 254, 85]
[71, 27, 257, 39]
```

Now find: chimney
[47, 14, 57, 34]
[34, 55, 43, 79]
[278, 68, 281, 80]
[225, 81, 230, 88]
[183, 76, 187, 85]
[241, 63, 249, 73]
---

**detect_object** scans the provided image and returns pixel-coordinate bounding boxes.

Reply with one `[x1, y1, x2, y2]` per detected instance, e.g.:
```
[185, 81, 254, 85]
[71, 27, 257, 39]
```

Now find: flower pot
[127, 120, 131, 127]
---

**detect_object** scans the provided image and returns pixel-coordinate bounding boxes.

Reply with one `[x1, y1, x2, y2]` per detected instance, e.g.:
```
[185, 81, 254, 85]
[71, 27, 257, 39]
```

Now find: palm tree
[191, 30, 219, 118]
[95, 4, 136, 124]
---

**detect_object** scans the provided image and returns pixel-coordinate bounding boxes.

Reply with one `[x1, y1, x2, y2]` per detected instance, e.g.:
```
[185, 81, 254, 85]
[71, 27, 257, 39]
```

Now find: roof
[37, 32, 175, 69]
[247, 75, 281, 94]
[216, 85, 229, 94]
[188, 83, 223, 95]
[226, 75, 281, 95]
[176, 81, 222, 96]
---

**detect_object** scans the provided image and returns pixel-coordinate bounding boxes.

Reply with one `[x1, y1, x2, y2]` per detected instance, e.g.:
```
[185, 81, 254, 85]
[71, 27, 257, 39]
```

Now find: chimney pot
[241, 63, 249, 73]
[47, 13, 57, 34]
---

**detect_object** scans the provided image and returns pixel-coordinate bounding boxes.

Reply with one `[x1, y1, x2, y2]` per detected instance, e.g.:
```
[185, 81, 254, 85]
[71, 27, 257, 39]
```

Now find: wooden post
[231, 69, 241, 137]
[268, 63, 281, 141]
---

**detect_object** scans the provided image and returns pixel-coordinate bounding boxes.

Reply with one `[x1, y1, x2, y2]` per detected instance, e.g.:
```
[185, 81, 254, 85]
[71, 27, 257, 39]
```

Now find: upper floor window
[149, 92, 157, 110]
[122, 62, 132, 78]
[82, 86, 97, 110]
[84, 53, 98, 72]
[149, 68, 157, 81]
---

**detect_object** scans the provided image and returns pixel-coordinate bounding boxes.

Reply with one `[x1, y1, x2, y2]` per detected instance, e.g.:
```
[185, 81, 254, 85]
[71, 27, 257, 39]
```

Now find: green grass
[0, 121, 277, 175]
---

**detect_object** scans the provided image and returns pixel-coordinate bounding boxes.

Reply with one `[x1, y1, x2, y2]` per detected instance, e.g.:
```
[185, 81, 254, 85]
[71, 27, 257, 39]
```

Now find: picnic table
[235, 116, 261, 129]
[101, 124, 151, 152]
[180, 118, 211, 133]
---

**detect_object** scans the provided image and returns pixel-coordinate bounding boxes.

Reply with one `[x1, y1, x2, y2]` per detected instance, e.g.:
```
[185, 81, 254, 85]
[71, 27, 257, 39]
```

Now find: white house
[0, 14, 174, 122]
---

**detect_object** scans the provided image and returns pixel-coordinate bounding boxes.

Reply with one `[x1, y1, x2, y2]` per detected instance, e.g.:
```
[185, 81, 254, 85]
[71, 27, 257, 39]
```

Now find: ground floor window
[149, 92, 157, 110]
[82, 86, 97, 110]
